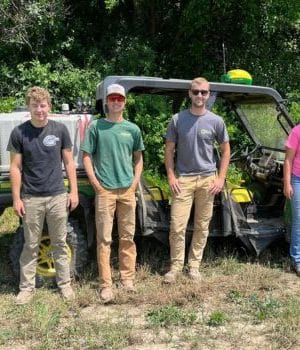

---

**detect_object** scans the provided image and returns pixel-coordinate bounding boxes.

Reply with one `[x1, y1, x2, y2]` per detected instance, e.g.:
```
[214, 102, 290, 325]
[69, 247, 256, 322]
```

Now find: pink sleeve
[286, 127, 300, 151]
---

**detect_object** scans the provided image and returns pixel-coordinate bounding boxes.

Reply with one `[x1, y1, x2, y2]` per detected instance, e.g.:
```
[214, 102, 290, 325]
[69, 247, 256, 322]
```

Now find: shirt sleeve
[6, 127, 22, 154]
[165, 114, 178, 143]
[216, 119, 229, 144]
[286, 127, 300, 151]
[60, 123, 73, 149]
[133, 127, 145, 152]
[80, 120, 97, 155]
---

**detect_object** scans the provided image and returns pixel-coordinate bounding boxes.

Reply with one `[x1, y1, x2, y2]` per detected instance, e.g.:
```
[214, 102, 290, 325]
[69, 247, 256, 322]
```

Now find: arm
[164, 140, 180, 195]
[210, 141, 231, 195]
[82, 151, 104, 193]
[62, 148, 79, 211]
[10, 152, 25, 217]
[283, 148, 296, 199]
[131, 151, 143, 190]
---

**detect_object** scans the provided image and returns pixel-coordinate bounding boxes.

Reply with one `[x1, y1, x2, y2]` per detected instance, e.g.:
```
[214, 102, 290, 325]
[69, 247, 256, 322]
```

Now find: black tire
[9, 219, 88, 287]
[67, 217, 89, 278]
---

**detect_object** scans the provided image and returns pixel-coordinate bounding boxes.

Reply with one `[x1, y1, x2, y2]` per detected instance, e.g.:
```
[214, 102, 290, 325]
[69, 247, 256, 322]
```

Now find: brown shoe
[163, 270, 179, 284]
[100, 287, 114, 303]
[60, 286, 75, 301]
[295, 265, 300, 277]
[187, 269, 202, 281]
[121, 279, 135, 291]
[16, 289, 35, 305]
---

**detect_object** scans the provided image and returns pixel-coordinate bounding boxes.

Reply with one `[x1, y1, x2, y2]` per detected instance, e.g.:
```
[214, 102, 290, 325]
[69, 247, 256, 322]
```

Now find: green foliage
[207, 311, 227, 327]
[0, 0, 299, 177]
[248, 294, 282, 321]
[104, 0, 120, 11]
[0, 0, 68, 59]
[0, 97, 16, 113]
[2, 59, 101, 111]
[226, 164, 249, 185]
[126, 94, 172, 173]
[143, 170, 171, 198]
[146, 305, 197, 328]
[287, 91, 300, 124]
[227, 290, 282, 322]
[227, 290, 244, 304]
[110, 37, 156, 76]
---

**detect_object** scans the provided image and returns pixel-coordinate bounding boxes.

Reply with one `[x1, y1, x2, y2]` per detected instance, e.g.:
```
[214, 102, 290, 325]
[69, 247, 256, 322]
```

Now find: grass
[206, 311, 228, 327]
[0, 208, 300, 349]
[146, 305, 197, 328]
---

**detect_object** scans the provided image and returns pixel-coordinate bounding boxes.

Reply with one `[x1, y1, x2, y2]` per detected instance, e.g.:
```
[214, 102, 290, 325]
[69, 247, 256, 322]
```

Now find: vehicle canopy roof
[96, 75, 286, 114]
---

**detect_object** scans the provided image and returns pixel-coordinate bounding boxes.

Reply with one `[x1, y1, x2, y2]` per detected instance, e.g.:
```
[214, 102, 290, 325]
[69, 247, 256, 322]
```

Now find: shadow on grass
[0, 232, 18, 293]
[204, 235, 290, 270]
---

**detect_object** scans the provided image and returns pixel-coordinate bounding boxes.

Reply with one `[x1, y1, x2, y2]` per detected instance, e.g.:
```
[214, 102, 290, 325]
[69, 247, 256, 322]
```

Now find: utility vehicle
[0, 75, 294, 283]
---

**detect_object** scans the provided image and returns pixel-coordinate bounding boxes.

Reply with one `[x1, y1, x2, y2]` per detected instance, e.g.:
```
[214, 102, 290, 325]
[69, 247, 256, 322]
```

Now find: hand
[13, 199, 26, 218]
[68, 192, 79, 211]
[168, 175, 181, 195]
[92, 180, 106, 194]
[130, 181, 138, 192]
[209, 177, 225, 195]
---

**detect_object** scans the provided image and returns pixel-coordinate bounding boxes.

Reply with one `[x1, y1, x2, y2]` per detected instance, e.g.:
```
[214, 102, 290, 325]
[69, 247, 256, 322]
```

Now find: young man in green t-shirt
[81, 84, 144, 302]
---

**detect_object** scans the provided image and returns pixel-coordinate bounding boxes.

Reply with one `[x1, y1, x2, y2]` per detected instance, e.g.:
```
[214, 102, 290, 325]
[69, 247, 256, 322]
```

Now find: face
[28, 98, 51, 125]
[189, 81, 210, 108]
[106, 94, 126, 113]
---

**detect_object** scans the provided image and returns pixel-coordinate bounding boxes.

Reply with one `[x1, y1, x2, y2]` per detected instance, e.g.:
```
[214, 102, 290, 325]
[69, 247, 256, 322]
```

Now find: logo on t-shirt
[199, 129, 212, 137]
[43, 135, 60, 147]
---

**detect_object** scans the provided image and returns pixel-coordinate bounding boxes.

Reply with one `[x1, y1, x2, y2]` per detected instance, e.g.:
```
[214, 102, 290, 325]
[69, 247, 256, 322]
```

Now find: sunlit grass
[0, 207, 19, 234]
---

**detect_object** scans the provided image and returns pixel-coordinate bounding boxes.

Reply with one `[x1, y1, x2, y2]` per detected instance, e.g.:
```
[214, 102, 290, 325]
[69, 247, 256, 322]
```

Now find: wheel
[9, 219, 88, 287]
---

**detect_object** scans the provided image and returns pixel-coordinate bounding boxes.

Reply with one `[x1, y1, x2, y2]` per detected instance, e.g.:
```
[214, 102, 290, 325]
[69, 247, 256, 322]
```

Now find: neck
[106, 112, 124, 123]
[30, 119, 48, 128]
[190, 105, 207, 116]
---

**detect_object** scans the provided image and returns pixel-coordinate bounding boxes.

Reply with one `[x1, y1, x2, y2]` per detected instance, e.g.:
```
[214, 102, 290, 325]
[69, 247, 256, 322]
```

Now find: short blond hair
[190, 77, 209, 89]
[25, 86, 51, 106]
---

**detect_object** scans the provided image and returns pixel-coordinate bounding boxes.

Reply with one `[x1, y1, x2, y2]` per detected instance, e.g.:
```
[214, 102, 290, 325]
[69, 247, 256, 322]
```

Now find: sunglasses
[191, 89, 209, 97]
[107, 94, 125, 102]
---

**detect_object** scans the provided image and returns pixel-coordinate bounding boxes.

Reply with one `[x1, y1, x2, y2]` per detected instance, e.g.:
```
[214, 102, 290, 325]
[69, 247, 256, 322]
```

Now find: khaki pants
[169, 174, 215, 271]
[95, 188, 136, 288]
[20, 193, 70, 291]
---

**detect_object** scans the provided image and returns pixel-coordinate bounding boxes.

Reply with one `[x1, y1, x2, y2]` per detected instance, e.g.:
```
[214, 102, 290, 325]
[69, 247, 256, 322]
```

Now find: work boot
[121, 279, 135, 291]
[100, 287, 114, 303]
[60, 286, 75, 301]
[16, 289, 35, 305]
[187, 269, 202, 282]
[295, 265, 300, 277]
[163, 270, 179, 284]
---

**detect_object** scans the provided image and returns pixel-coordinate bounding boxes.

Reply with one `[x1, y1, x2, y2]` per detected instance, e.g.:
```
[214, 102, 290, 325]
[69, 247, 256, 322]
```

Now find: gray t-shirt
[7, 119, 72, 196]
[165, 109, 229, 176]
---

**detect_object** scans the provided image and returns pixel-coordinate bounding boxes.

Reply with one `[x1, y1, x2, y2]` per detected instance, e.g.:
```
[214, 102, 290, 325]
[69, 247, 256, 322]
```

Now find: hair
[25, 86, 51, 106]
[190, 77, 209, 89]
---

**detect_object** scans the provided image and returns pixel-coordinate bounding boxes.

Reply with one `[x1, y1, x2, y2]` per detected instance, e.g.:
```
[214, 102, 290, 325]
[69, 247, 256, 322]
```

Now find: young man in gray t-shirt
[164, 77, 230, 283]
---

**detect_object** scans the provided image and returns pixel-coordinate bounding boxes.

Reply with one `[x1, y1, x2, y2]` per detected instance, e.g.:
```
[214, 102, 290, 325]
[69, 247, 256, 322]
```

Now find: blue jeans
[290, 175, 300, 267]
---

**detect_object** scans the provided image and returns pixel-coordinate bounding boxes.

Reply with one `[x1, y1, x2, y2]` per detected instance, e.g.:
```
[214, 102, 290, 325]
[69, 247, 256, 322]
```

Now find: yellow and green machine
[0, 73, 295, 283]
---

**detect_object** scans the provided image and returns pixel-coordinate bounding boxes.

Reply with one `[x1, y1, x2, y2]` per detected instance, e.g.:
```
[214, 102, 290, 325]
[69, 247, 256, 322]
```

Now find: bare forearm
[218, 144, 230, 180]
[133, 155, 143, 183]
[10, 166, 22, 201]
[164, 141, 181, 194]
[82, 153, 102, 191]
[283, 160, 292, 186]
[164, 145, 176, 180]
[65, 161, 78, 195]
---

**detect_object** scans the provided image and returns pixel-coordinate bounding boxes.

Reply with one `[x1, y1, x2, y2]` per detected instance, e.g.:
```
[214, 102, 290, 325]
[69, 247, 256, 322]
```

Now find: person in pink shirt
[283, 124, 300, 277]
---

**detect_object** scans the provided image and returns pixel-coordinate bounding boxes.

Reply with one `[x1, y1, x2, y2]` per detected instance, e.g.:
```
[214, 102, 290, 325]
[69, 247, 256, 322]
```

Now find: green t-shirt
[80, 118, 145, 189]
